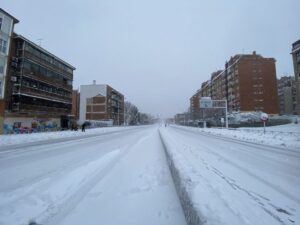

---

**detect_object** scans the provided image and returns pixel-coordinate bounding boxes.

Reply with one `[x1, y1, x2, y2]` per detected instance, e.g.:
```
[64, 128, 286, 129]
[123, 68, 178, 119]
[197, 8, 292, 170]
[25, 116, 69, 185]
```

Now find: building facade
[71, 90, 80, 120]
[3, 34, 75, 133]
[291, 39, 300, 114]
[0, 8, 19, 134]
[189, 51, 279, 121]
[211, 70, 226, 100]
[277, 76, 296, 115]
[190, 91, 200, 121]
[80, 82, 124, 125]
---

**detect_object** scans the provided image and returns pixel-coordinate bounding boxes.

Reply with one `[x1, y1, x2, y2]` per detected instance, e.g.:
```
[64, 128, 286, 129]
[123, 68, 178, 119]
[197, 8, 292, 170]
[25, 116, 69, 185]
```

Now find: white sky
[2, 0, 300, 118]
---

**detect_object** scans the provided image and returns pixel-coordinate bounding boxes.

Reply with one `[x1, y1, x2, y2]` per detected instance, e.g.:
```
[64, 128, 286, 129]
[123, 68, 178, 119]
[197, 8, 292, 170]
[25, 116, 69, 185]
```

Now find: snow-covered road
[0, 126, 186, 225]
[1, 124, 299, 225]
[160, 125, 300, 225]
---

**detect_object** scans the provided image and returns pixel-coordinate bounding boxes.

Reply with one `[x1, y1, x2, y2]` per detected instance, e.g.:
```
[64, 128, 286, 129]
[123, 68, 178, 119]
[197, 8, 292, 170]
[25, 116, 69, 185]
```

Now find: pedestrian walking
[81, 122, 86, 132]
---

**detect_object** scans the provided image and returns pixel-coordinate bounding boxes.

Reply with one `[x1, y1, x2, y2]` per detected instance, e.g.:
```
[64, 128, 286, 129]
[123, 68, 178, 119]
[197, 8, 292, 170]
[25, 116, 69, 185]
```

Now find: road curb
[159, 129, 203, 225]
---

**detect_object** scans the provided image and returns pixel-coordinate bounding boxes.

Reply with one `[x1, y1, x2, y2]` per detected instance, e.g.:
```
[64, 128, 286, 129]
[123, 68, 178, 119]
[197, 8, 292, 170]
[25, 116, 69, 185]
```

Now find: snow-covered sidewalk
[160, 126, 300, 225]
[0, 126, 141, 148]
[171, 123, 300, 149]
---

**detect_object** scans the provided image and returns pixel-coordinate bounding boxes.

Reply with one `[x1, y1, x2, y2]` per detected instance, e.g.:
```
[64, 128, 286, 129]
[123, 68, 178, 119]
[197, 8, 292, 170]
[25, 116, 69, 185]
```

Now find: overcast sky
[2, 0, 300, 118]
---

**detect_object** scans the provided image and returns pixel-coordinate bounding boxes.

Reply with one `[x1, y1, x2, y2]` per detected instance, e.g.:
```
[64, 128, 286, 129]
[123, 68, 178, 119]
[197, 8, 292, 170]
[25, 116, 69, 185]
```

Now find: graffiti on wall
[3, 118, 58, 134]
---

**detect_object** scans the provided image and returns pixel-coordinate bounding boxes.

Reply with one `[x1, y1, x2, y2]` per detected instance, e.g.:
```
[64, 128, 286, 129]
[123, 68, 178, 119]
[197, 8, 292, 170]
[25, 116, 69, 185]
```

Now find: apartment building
[190, 91, 200, 121]
[80, 82, 124, 125]
[190, 51, 279, 119]
[277, 76, 296, 115]
[211, 70, 226, 100]
[291, 39, 300, 114]
[72, 90, 80, 120]
[225, 52, 278, 113]
[0, 8, 19, 134]
[3, 34, 75, 133]
[200, 80, 211, 97]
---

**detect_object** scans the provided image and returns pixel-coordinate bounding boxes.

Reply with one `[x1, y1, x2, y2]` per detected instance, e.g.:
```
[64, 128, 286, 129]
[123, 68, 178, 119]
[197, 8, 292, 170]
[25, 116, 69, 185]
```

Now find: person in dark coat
[81, 122, 86, 132]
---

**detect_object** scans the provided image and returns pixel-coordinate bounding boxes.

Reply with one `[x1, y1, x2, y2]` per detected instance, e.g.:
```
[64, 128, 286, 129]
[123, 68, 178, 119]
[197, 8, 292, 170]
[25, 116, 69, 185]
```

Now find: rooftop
[14, 33, 76, 70]
[0, 8, 19, 24]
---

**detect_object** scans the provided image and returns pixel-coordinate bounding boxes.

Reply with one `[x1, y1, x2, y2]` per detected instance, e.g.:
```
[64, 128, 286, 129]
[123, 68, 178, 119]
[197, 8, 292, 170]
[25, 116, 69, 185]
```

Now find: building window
[0, 38, 7, 54]
[0, 57, 5, 74]
[0, 17, 2, 30]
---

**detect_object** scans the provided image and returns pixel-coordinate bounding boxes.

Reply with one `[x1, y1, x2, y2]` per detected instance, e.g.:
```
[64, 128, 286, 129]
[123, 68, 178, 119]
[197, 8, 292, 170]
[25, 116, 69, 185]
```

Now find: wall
[3, 117, 60, 134]
[79, 84, 107, 122]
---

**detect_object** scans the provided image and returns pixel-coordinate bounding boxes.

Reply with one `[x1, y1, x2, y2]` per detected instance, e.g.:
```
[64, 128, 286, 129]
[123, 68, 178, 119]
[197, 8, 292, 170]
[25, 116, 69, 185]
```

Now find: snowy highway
[0, 126, 186, 225]
[0, 125, 299, 225]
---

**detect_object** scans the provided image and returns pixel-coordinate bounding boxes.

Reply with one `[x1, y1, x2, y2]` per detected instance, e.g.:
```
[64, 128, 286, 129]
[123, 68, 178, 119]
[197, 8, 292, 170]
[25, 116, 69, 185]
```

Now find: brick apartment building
[291, 39, 300, 114]
[225, 52, 278, 113]
[72, 90, 80, 120]
[3, 34, 75, 133]
[190, 51, 279, 121]
[190, 91, 201, 121]
[80, 81, 124, 125]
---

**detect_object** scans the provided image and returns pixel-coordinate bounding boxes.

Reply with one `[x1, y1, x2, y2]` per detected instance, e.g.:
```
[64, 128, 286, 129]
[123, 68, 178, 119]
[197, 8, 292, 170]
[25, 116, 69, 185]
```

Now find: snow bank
[0, 126, 141, 147]
[172, 124, 300, 149]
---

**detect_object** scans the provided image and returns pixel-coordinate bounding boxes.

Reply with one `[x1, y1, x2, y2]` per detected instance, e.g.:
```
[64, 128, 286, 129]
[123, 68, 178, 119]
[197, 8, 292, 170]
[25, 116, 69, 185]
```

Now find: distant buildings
[190, 51, 279, 123]
[80, 81, 124, 125]
[291, 39, 300, 114]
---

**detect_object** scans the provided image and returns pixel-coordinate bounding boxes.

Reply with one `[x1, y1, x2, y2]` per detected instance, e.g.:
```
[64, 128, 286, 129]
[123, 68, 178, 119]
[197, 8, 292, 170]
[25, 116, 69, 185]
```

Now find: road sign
[260, 113, 268, 134]
[200, 97, 212, 108]
[260, 113, 268, 121]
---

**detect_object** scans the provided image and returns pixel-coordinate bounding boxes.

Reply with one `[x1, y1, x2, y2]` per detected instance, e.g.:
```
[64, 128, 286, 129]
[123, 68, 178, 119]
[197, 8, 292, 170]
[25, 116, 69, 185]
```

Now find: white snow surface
[0, 126, 140, 147]
[1, 124, 300, 225]
[173, 123, 300, 149]
[0, 126, 186, 225]
[160, 125, 300, 225]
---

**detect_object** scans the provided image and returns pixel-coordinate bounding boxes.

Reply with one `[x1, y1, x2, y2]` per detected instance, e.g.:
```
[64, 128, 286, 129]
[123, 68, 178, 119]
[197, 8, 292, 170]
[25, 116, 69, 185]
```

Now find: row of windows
[21, 60, 72, 86]
[21, 78, 71, 98]
[24, 43, 73, 74]
[254, 90, 264, 94]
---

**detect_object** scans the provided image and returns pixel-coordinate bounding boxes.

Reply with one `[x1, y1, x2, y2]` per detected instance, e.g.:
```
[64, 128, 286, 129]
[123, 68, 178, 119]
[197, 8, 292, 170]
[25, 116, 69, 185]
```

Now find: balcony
[13, 85, 71, 103]
[23, 50, 73, 79]
[20, 104, 69, 114]
[20, 69, 72, 91]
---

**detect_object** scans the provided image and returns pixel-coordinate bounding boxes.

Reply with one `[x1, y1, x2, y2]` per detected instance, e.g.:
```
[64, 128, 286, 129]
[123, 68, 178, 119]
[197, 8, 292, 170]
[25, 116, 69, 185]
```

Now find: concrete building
[277, 76, 297, 115]
[0, 8, 19, 134]
[79, 81, 124, 125]
[291, 39, 300, 114]
[3, 34, 75, 133]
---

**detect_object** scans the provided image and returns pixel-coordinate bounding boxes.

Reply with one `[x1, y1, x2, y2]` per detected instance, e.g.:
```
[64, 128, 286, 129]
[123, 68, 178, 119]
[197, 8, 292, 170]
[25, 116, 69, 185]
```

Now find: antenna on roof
[37, 38, 43, 46]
